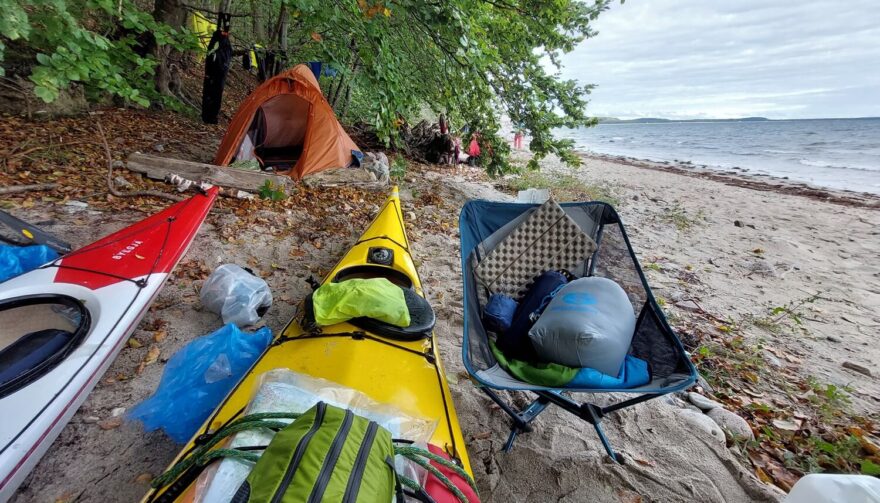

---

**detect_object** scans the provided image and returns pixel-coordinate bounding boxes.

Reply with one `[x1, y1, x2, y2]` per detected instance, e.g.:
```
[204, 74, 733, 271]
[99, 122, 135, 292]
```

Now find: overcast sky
[559, 0, 880, 120]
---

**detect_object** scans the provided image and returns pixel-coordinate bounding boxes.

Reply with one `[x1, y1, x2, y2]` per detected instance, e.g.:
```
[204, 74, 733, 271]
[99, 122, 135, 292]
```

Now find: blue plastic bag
[127, 323, 272, 443]
[0, 244, 59, 283]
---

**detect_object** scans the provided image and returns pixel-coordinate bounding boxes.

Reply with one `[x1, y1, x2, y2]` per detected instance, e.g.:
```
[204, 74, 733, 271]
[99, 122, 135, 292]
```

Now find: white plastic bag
[192, 369, 435, 503]
[200, 264, 272, 327]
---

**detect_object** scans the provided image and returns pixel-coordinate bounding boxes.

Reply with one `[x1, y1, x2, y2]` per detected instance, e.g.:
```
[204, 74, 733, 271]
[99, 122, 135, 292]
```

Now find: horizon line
[596, 115, 880, 122]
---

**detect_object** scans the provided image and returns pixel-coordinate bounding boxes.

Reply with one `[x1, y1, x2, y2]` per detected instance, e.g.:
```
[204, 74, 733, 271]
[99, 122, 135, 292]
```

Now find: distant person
[468, 132, 481, 166]
[513, 129, 523, 150]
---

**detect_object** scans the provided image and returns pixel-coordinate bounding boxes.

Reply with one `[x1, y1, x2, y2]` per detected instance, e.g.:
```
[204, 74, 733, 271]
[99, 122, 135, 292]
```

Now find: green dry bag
[232, 402, 396, 503]
[312, 278, 411, 327]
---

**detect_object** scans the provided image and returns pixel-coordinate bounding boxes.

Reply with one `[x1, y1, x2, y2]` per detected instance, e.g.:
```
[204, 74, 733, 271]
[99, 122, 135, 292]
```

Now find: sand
[10, 153, 877, 502]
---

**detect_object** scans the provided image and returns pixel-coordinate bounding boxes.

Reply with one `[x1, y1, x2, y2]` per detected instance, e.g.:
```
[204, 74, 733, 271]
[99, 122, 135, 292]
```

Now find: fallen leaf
[127, 338, 143, 348]
[143, 345, 160, 365]
[152, 330, 167, 343]
[772, 419, 801, 432]
[783, 353, 802, 364]
[616, 489, 643, 503]
[54, 490, 78, 503]
[860, 435, 880, 456]
[755, 467, 772, 484]
[97, 416, 123, 430]
[134, 473, 153, 484]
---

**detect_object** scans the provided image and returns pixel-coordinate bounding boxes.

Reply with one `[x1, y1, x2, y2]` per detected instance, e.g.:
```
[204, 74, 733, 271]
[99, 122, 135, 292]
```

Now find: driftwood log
[0, 183, 58, 195]
[125, 153, 295, 193]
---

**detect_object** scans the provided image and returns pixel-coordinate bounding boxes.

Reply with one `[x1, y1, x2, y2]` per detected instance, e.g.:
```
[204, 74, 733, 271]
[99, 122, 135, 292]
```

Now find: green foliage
[258, 180, 286, 201]
[753, 293, 820, 334]
[661, 202, 705, 231]
[805, 376, 852, 420]
[276, 0, 612, 175]
[389, 155, 407, 182]
[504, 169, 619, 205]
[1, 0, 196, 105]
[4, 0, 612, 174]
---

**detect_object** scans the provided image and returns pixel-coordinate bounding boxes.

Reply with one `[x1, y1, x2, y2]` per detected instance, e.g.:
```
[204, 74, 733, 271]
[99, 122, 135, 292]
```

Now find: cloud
[558, 0, 880, 119]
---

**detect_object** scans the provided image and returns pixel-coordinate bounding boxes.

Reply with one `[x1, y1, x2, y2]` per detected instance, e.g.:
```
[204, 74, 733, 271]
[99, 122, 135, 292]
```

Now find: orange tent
[214, 65, 362, 179]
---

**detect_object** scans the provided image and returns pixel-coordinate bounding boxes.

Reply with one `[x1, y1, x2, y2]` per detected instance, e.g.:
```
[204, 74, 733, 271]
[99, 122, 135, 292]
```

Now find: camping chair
[459, 200, 698, 462]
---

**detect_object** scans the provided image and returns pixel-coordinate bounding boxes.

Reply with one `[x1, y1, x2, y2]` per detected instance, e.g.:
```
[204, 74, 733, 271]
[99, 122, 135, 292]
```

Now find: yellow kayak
[145, 187, 472, 502]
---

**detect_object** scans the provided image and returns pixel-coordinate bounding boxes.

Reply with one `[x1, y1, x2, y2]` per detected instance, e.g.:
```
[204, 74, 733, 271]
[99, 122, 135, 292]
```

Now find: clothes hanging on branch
[306, 61, 323, 80]
[201, 28, 233, 124]
[256, 49, 287, 82]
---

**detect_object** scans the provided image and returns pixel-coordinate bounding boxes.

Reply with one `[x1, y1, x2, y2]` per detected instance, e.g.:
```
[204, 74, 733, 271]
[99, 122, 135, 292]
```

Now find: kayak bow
[0, 188, 218, 500]
[147, 187, 473, 502]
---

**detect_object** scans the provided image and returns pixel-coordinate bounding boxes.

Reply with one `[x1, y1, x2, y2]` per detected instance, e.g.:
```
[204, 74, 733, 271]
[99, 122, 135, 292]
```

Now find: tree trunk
[340, 83, 352, 118]
[250, 0, 266, 42]
[279, 4, 289, 51]
[152, 0, 188, 97]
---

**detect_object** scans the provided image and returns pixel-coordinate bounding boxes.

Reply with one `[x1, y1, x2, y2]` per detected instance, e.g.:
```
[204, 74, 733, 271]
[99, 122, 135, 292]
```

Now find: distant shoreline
[596, 116, 880, 124]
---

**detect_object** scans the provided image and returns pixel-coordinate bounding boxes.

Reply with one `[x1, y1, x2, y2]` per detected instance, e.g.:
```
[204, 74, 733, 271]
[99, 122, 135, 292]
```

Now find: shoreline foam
[576, 149, 880, 209]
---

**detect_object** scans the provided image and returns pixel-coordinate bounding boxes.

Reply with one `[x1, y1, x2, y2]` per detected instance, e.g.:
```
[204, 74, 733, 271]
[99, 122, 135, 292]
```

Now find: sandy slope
[12, 155, 876, 502]
[559, 154, 880, 416]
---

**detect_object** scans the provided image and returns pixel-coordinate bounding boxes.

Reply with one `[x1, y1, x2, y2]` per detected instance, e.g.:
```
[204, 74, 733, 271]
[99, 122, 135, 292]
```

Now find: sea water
[556, 118, 880, 195]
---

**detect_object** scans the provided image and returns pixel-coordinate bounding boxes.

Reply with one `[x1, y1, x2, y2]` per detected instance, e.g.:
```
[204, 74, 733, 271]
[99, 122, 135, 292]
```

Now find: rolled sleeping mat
[528, 277, 636, 375]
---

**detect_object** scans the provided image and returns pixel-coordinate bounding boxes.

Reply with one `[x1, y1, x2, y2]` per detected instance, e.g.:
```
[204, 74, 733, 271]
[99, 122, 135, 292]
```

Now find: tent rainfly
[214, 65, 362, 179]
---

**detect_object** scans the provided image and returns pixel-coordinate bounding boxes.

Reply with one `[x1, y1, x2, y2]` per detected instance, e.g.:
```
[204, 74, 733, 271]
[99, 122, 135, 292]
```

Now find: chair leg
[480, 387, 550, 451]
[483, 388, 665, 462]
[535, 392, 625, 462]
[582, 403, 618, 462]
[601, 392, 660, 415]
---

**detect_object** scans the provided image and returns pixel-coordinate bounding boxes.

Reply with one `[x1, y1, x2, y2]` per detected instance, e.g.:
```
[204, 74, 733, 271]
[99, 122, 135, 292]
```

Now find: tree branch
[96, 122, 182, 202]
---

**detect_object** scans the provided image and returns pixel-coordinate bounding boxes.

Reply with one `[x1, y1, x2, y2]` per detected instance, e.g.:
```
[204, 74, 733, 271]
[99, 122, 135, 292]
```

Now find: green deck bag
[232, 402, 396, 503]
[312, 278, 411, 327]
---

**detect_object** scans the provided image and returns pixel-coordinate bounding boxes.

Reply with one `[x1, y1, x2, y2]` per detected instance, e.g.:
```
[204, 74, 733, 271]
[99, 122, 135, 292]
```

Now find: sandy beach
[8, 151, 878, 502]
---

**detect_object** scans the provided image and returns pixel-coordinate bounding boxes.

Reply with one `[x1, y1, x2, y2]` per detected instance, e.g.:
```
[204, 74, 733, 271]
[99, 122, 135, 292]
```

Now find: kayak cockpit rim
[0, 294, 92, 399]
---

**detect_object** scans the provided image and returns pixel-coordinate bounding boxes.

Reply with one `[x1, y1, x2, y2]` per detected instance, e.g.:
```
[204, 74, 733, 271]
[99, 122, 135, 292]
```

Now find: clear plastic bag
[193, 368, 435, 503]
[126, 323, 272, 443]
[200, 264, 273, 327]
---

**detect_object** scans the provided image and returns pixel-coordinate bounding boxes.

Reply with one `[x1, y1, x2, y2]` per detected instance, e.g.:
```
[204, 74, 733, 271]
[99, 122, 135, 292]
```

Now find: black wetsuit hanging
[201, 26, 232, 124]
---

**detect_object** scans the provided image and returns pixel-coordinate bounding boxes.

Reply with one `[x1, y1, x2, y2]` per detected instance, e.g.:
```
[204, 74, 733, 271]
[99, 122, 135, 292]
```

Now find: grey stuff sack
[528, 277, 636, 375]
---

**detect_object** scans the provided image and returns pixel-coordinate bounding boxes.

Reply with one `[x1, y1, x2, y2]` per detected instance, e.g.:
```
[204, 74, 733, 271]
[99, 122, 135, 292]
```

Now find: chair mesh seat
[460, 200, 696, 393]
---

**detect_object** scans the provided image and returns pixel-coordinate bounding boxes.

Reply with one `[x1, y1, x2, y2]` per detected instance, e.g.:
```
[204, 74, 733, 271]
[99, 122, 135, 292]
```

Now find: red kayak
[0, 187, 218, 500]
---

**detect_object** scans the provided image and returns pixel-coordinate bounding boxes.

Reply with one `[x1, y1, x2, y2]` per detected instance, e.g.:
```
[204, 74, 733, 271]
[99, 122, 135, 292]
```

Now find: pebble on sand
[678, 409, 726, 445]
[842, 361, 872, 377]
[707, 408, 754, 441]
[688, 392, 722, 411]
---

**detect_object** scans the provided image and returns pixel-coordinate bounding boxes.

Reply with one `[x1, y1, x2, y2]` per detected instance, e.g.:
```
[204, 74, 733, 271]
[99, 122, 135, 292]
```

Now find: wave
[798, 159, 880, 172]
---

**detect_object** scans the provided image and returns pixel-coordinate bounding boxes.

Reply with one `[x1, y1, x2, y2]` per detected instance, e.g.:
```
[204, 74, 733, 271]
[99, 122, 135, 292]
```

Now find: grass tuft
[505, 170, 620, 206]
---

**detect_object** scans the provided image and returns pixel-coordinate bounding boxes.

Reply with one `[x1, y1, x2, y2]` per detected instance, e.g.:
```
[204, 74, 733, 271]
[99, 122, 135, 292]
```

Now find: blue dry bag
[482, 293, 518, 333]
[496, 270, 569, 361]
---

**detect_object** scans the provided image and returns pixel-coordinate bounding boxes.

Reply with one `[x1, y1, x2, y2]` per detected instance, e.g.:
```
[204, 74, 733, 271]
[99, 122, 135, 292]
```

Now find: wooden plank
[125, 153, 295, 192]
